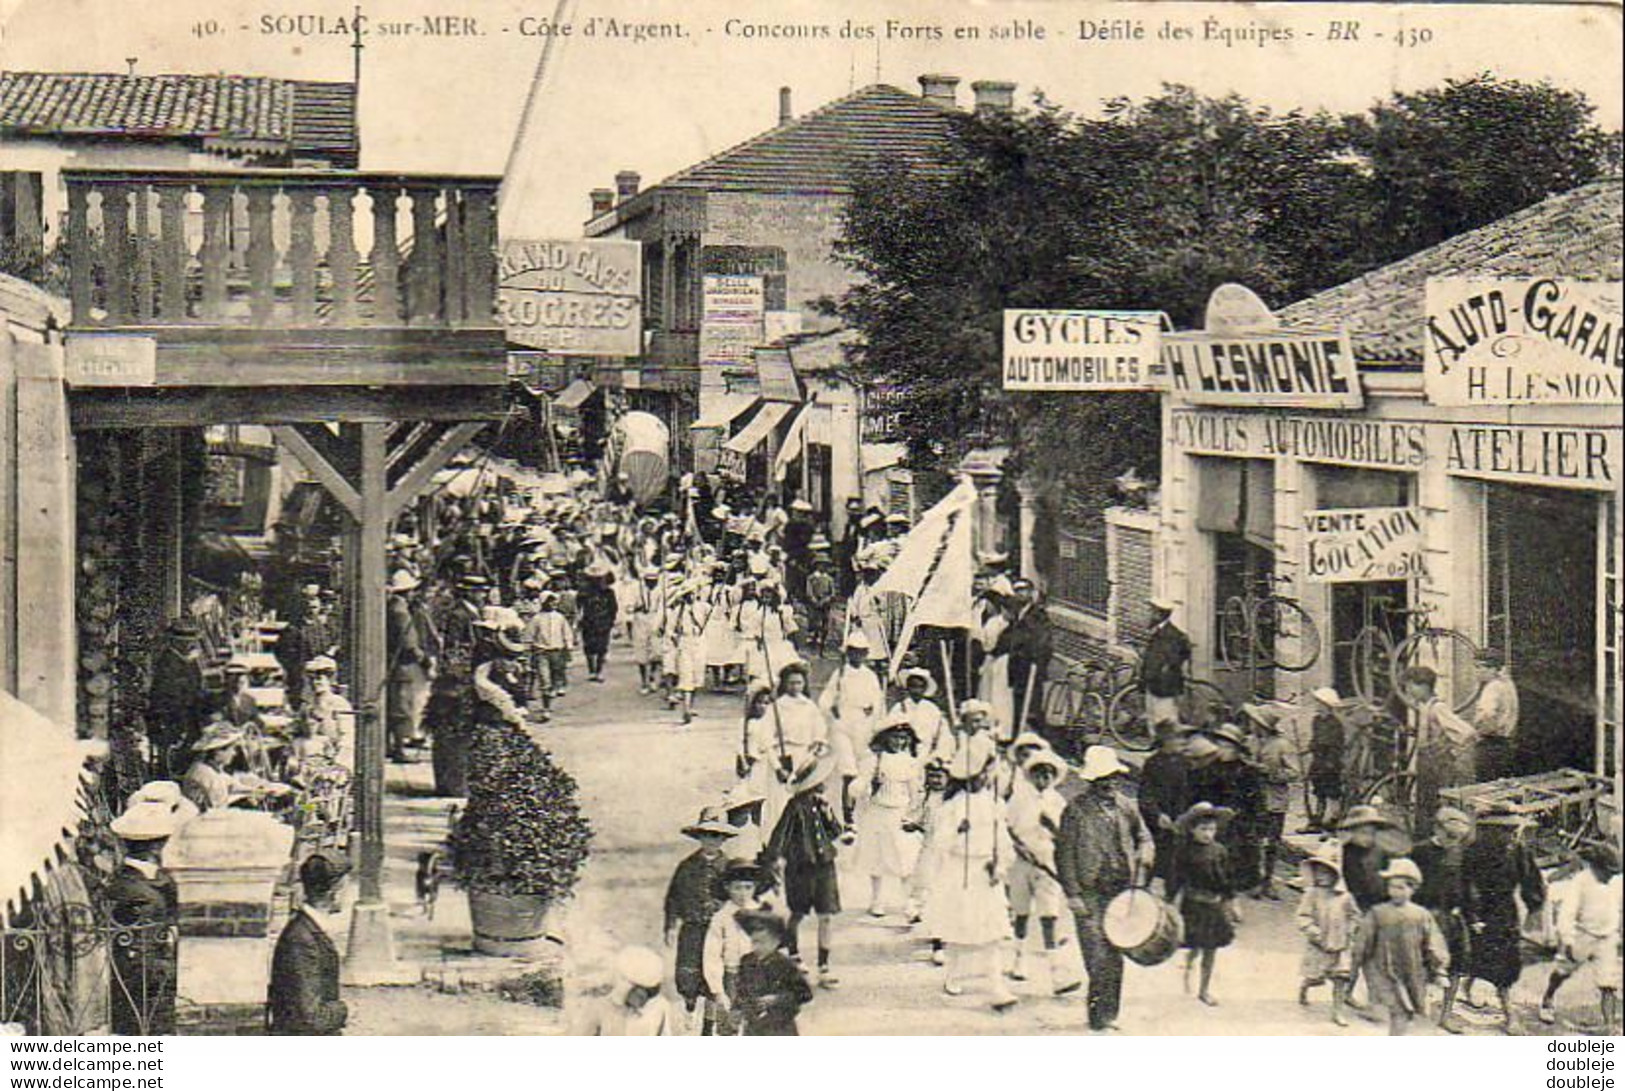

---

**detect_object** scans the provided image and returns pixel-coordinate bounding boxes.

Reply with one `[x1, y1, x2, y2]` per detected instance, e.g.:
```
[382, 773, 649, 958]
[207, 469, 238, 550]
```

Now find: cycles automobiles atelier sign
[498, 239, 642, 356]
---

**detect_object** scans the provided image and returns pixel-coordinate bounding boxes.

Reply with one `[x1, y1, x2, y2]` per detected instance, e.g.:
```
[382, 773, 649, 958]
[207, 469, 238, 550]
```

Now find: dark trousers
[1073, 896, 1124, 1030]
[1475, 736, 1514, 784]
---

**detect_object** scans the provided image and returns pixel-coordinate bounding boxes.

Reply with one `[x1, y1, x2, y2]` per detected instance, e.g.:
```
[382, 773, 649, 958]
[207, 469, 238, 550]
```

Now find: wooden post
[342, 421, 410, 983]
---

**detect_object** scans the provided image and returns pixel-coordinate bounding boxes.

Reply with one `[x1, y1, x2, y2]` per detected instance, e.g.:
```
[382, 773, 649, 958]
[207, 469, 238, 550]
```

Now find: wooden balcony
[61, 169, 507, 401]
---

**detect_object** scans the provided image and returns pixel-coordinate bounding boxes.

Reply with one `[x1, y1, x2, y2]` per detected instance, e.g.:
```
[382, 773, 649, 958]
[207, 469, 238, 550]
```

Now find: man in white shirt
[1472, 649, 1520, 783]
[1540, 843, 1621, 1028]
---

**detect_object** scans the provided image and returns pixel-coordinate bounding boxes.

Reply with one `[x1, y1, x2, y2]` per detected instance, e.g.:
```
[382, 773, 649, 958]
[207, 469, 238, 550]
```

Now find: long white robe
[818, 662, 886, 778]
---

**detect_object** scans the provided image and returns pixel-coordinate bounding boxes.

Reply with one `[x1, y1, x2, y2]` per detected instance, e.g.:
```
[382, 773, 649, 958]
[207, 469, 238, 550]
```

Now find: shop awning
[552, 379, 598, 411]
[0, 692, 97, 914]
[772, 404, 812, 482]
[724, 401, 793, 456]
[691, 394, 758, 430]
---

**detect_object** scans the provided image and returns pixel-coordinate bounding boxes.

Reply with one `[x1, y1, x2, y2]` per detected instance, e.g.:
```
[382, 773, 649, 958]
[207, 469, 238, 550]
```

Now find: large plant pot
[468, 890, 552, 957]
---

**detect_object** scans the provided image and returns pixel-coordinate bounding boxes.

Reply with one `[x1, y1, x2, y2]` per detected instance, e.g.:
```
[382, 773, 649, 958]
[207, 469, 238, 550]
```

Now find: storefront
[1157, 183, 1622, 801]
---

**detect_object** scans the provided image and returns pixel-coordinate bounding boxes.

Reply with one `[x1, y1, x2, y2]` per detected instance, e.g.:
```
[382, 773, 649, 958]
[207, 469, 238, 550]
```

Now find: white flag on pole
[879, 478, 979, 675]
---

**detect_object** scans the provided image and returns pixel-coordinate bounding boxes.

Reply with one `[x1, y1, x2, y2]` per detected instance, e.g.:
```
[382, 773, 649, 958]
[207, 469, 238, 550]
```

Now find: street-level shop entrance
[1482, 481, 1600, 774]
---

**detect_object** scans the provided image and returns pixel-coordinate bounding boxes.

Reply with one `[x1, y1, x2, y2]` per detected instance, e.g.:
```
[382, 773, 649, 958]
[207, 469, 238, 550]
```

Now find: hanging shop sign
[1162, 285, 1361, 408]
[700, 274, 766, 372]
[1167, 408, 1427, 471]
[1303, 506, 1427, 583]
[498, 239, 641, 356]
[1424, 278, 1623, 406]
[1442, 422, 1620, 491]
[1001, 309, 1163, 391]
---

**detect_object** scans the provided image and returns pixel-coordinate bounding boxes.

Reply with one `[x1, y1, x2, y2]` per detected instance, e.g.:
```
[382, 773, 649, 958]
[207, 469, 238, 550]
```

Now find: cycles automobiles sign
[498, 239, 642, 356]
[1303, 506, 1427, 583]
[1002, 309, 1163, 390]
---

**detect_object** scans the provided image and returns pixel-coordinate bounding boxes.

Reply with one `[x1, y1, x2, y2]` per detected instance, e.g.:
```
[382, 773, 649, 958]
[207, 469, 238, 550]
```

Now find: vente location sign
[1303, 506, 1427, 583]
[1423, 278, 1622, 406]
[1002, 310, 1162, 391]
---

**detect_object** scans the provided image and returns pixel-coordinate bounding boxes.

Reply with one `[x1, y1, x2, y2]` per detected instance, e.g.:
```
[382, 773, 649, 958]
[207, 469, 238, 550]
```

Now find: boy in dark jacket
[663, 808, 737, 1023]
[765, 754, 845, 988]
[733, 911, 814, 1035]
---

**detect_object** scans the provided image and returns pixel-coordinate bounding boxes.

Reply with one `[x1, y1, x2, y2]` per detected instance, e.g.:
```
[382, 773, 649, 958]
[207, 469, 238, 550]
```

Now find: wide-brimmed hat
[484, 624, 528, 657]
[1011, 731, 1049, 753]
[777, 659, 811, 681]
[1183, 735, 1220, 761]
[615, 946, 665, 990]
[1239, 703, 1281, 732]
[1311, 687, 1342, 707]
[870, 719, 920, 751]
[809, 534, 832, 552]
[223, 658, 251, 676]
[457, 573, 491, 590]
[957, 698, 994, 722]
[1079, 745, 1128, 781]
[299, 849, 352, 893]
[583, 562, 612, 580]
[1339, 804, 1399, 831]
[682, 806, 738, 840]
[788, 752, 839, 791]
[721, 860, 767, 886]
[304, 655, 338, 675]
[1023, 751, 1064, 778]
[790, 499, 814, 512]
[126, 781, 198, 825]
[1148, 596, 1176, 613]
[720, 786, 767, 814]
[1378, 858, 1423, 885]
[1204, 722, 1250, 751]
[898, 668, 937, 697]
[986, 575, 1016, 599]
[111, 800, 181, 841]
[1177, 801, 1236, 834]
[387, 569, 420, 594]
[842, 631, 872, 652]
[884, 512, 910, 526]
[1303, 842, 1344, 879]
[193, 725, 244, 752]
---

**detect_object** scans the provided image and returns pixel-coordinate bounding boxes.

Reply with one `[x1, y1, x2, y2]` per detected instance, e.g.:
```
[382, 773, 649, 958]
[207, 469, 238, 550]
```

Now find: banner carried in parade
[1002, 309, 1163, 390]
[1423, 277, 1623, 406]
[874, 478, 979, 673]
[497, 239, 642, 356]
[1302, 506, 1428, 583]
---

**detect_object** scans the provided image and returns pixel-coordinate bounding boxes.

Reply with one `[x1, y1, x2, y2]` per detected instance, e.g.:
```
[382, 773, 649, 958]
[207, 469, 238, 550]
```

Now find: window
[1051, 514, 1110, 618]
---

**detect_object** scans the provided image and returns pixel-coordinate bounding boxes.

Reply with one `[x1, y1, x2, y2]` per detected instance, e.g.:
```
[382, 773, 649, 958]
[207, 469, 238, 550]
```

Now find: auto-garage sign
[1303, 506, 1427, 583]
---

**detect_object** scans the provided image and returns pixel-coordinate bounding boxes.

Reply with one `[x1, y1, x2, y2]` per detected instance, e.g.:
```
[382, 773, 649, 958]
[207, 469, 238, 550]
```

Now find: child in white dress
[855, 715, 926, 917]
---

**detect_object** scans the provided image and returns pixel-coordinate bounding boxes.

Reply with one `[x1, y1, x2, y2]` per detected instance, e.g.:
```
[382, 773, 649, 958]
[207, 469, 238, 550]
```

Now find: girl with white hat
[853, 714, 927, 918]
[818, 631, 886, 823]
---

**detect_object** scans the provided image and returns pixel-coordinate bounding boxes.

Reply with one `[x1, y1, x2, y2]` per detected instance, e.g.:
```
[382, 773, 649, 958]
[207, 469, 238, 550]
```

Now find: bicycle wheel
[1349, 626, 1396, 706]
[1042, 677, 1078, 730]
[1105, 683, 1155, 751]
[1077, 690, 1108, 733]
[1218, 597, 1254, 671]
[1391, 628, 1483, 714]
[1261, 597, 1322, 672]
[1361, 770, 1418, 818]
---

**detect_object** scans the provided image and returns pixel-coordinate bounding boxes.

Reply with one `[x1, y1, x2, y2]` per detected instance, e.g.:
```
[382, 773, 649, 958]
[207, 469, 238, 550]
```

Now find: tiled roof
[651, 84, 961, 195]
[0, 72, 357, 157]
[1277, 179, 1624, 366]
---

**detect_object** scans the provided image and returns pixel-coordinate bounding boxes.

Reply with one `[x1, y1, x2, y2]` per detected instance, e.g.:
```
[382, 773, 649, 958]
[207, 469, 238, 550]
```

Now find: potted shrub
[449, 719, 592, 956]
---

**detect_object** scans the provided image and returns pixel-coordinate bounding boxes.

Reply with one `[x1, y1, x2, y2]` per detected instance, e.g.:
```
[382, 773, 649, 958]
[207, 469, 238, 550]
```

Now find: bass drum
[1102, 888, 1183, 967]
[614, 411, 670, 507]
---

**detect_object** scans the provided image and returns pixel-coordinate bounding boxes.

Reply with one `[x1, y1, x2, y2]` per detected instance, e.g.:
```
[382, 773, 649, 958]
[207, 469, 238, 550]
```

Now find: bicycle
[1043, 660, 1119, 746]
[1350, 600, 1482, 714]
[1105, 673, 1230, 752]
[1219, 575, 1322, 674]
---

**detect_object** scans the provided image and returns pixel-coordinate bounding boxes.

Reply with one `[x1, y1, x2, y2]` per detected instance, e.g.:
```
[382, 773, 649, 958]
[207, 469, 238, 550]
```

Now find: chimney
[971, 80, 1016, 115]
[590, 188, 616, 218]
[778, 86, 793, 125]
[614, 170, 641, 203]
[917, 73, 960, 109]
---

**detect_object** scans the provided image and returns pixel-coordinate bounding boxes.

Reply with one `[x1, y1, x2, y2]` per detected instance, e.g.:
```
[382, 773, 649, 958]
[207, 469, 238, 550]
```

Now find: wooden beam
[271, 424, 361, 520]
[385, 420, 485, 522]
[69, 385, 509, 428]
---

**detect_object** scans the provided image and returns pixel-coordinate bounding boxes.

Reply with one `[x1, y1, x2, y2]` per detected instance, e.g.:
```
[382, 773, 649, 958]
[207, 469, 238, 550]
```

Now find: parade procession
[0, 0, 1621, 1043]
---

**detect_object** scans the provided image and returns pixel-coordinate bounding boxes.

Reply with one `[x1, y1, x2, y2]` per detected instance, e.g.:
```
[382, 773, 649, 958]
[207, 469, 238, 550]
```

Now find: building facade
[1156, 180, 1622, 798]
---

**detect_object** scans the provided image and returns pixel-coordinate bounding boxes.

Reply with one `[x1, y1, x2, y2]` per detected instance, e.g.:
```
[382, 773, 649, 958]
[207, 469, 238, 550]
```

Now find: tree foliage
[837, 76, 1616, 508]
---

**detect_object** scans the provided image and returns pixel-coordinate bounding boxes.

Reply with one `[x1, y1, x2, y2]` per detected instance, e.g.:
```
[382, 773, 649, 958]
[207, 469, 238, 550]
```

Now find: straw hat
[1148, 596, 1176, 613]
[1378, 858, 1423, 885]
[842, 631, 872, 652]
[1311, 687, 1342, 707]
[986, 576, 1016, 598]
[1303, 841, 1344, 879]
[304, 655, 338, 675]
[110, 800, 181, 841]
[790, 499, 814, 512]
[1176, 801, 1237, 834]
[1079, 745, 1128, 781]
[193, 724, 244, 752]
[615, 946, 665, 990]
[1204, 722, 1251, 751]
[869, 719, 920, 752]
[1338, 804, 1398, 831]
[1239, 703, 1281, 732]
[899, 668, 937, 698]
[788, 752, 839, 791]
[681, 806, 738, 840]
[1010, 731, 1049, 754]
[720, 786, 767, 814]
[126, 781, 199, 826]
[1023, 751, 1064, 778]
[958, 698, 994, 722]
[721, 861, 767, 886]
[735, 909, 789, 942]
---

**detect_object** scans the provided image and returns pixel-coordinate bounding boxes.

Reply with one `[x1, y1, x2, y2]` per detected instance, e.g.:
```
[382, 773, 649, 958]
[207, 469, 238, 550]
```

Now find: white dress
[855, 751, 924, 879]
[739, 602, 799, 686]
[768, 693, 829, 773]
[704, 585, 746, 669]
[926, 789, 1014, 946]
[670, 602, 708, 693]
[818, 663, 886, 778]
[977, 611, 1015, 739]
